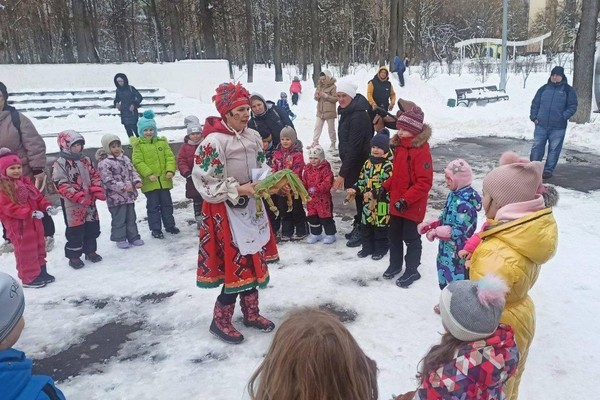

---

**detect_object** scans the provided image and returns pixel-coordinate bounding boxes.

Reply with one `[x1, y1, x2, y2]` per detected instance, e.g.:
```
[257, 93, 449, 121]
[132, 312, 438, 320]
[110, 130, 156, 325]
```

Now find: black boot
[40, 265, 55, 284]
[396, 268, 421, 288]
[346, 225, 361, 248]
[345, 224, 358, 240]
[383, 264, 402, 279]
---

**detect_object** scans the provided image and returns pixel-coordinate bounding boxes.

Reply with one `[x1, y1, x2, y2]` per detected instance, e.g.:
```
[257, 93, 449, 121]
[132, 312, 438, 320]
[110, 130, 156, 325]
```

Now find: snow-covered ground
[1, 64, 599, 399]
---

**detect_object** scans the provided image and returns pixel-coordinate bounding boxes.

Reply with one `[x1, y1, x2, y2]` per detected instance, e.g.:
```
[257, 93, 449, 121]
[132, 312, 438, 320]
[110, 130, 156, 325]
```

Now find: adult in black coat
[248, 93, 294, 148]
[332, 81, 374, 246]
[113, 73, 143, 137]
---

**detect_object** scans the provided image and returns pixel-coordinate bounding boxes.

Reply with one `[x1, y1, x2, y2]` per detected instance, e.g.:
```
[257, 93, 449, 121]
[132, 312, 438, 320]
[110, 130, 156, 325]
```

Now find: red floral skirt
[197, 202, 279, 294]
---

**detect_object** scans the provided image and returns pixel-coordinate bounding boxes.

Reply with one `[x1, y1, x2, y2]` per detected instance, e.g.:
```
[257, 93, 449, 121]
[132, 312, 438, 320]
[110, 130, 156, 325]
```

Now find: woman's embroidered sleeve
[192, 138, 239, 204]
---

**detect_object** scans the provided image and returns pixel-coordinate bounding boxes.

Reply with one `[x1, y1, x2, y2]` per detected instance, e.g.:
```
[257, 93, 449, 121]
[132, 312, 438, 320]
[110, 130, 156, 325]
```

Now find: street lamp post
[500, 0, 508, 91]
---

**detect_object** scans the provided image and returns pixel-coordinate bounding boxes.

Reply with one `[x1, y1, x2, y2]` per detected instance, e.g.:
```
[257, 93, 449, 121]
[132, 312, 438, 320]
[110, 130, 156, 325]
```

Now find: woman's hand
[237, 182, 257, 196]
[333, 176, 345, 191]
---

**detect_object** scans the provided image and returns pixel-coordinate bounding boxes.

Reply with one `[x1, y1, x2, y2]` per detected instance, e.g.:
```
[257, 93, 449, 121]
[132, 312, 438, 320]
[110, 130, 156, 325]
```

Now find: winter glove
[434, 225, 453, 241]
[89, 186, 106, 201]
[308, 187, 316, 196]
[79, 194, 94, 206]
[32, 211, 44, 219]
[417, 219, 441, 235]
[426, 229, 437, 242]
[372, 186, 387, 201]
[46, 206, 59, 216]
[393, 198, 408, 213]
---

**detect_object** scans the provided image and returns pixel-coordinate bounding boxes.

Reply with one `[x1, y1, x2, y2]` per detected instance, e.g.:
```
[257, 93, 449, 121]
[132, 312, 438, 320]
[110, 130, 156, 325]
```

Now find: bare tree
[73, 0, 100, 62]
[311, 0, 321, 87]
[572, 0, 599, 123]
[167, 0, 184, 61]
[272, 0, 283, 81]
[198, 0, 216, 58]
[245, 0, 254, 82]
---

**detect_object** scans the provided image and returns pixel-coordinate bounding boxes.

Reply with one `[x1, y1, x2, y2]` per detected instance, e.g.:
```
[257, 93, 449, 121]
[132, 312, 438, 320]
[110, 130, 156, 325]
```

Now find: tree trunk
[168, 0, 185, 61]
[199, 0, 217, 58]
[389, 0, 398, 64]
[572, 0, 599, 123]
[72, 0, 99, 63]
[245, 0, 254, 82]
[273, 0, 283, 81]
[148, 0, 168, 62]
[311, 0, 321, 87]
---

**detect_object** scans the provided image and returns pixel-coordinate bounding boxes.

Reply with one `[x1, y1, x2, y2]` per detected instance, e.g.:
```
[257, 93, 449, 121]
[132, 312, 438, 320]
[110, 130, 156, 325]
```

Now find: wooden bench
[455, 85, 509, 107]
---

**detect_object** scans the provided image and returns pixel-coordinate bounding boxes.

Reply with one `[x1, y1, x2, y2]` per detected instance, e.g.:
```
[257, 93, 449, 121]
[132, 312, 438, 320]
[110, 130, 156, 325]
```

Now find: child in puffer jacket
[289, 76, 302, 105]
[302, 145, 336, 244]
[271, 126, 307, 241]
[0, 273, 66, 399]
[0, 149, 58, 288]
[131, 110, 179, 239]
[346, 129, 393, 260]
[177, 115, 204, 230]
[395, 275, 519, 400]
[417, 159, 481, 302]
[96, 134, 144, 249]
[276, 92, 296, 120]
[52, 130, 105, 269]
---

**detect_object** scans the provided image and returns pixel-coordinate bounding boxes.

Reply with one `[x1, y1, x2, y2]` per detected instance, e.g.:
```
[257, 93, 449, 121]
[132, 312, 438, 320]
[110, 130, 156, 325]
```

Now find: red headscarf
[212, 82, 251, 118]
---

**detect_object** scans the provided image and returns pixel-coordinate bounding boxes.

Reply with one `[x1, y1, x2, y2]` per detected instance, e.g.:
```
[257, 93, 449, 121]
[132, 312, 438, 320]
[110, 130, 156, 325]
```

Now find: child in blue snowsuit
[418, 159, 481, 290]
[0, 272, 66, 399]
[276, 92, 296, 120]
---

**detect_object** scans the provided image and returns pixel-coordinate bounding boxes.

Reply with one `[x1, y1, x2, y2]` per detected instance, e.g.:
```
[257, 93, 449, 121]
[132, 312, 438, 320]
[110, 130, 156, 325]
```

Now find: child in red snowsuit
[0, 148, 58, 288]
[271, 126, 307, 241]
[302, 145, 336, 244]
[289, 76, 302, 105]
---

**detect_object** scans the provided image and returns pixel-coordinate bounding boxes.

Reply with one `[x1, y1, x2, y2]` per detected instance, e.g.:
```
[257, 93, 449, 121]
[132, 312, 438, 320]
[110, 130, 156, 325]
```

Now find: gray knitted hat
[184, 115, 202, 135]
[0, 272, 25, 343]
[280, 126, 297, 143]
[439, 275, 508, 341]
[100, 133, 121, 154]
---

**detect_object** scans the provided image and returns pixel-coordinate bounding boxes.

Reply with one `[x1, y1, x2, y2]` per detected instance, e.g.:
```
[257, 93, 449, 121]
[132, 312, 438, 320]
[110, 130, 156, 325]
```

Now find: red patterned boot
[240, 291, 275, 332]
[209, 300, 244, 344]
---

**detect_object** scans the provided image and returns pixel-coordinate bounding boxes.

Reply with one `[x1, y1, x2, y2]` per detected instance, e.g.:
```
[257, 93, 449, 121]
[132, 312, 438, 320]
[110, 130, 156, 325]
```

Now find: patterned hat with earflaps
[213, 82, 251, 118]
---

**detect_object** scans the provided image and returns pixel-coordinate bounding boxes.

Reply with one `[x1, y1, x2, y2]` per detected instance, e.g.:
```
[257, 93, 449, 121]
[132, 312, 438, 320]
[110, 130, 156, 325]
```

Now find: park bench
[455, 85, 509, 107]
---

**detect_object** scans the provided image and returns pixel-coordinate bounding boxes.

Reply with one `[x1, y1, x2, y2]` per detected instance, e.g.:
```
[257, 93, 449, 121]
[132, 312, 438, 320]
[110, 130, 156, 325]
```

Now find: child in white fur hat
[302, 145, 336, 244]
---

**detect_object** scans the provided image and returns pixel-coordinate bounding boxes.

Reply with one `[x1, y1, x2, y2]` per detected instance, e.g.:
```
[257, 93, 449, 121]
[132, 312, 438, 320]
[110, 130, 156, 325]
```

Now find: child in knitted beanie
[346, 128, 393, 260]
[0, 148, 58, 287]
[302, 145, 336, 244]
[177, 115, 204, 231]
[276, 92, 296, 120]
[131, 110, 179, 239]
[271, 126, 307, 241]
[382, 106, 433, 288]
[0, 272, 66, 398]
[418, 159, 481, 310]
[395, 275, 519, 400]
[96, 134, 144, 249]
[467, 152, 558, 400]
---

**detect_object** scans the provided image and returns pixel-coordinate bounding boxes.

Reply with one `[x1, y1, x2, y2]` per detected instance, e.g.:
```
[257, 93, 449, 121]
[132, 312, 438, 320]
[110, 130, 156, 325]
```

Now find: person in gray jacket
[0, 82, 55, 254]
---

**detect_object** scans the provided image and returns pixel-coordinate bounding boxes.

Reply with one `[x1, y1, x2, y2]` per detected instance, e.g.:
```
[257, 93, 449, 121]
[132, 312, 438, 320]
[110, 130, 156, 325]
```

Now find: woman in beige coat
[311, 70, 338, 151]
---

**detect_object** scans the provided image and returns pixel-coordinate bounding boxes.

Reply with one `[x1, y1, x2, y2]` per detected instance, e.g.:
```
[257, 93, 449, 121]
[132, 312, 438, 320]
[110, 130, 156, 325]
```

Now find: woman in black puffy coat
[248, 93, 294, 148]
[113, 73, 143, 138]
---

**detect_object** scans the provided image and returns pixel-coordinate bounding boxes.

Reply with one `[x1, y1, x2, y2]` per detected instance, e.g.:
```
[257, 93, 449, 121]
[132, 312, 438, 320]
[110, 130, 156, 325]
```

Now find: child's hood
[460, 325, 519, 388]
[57, 130, 85, 151]
[0, 348, 34, 400]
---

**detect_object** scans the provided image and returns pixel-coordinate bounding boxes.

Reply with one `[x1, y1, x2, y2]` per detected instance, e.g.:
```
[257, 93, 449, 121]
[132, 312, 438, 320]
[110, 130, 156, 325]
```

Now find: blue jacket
[0, 349, 66, 400]
[529, 77, 577, 130]
[393, 56, 405, 73]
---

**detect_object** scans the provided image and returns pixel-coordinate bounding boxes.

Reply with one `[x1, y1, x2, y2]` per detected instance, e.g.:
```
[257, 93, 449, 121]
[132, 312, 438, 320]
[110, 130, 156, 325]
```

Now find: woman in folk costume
[192, 82, 279, 345]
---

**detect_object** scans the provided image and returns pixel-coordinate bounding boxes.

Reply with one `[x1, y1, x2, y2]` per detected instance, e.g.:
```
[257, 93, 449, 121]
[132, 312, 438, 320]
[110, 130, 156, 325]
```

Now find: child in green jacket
[131, 110, 179, 239]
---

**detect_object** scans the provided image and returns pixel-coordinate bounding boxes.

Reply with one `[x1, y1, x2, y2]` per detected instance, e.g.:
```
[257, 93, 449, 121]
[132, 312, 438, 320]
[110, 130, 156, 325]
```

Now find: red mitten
[434, 225, 453, 241]
[79, 194, 94, 206]
[417, 219, 441, 235]
[89, 186, 106, 201]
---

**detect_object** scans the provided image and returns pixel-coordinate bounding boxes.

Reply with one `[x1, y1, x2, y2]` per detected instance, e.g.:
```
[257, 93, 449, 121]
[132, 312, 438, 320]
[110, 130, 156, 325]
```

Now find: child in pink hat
[418, 159, 481, 312]
[0, 148, 58, 288]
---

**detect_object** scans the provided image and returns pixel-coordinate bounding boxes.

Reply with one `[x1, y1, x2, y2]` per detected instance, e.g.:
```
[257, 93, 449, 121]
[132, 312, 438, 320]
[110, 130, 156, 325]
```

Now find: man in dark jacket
[113, 73, 143, 138]
[393, 56, 406, 87]
[332, 80, 374, 247]
[367, 66, 396, 112]
[248, 93, 294, 148]
[529, 66, 577, 179]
